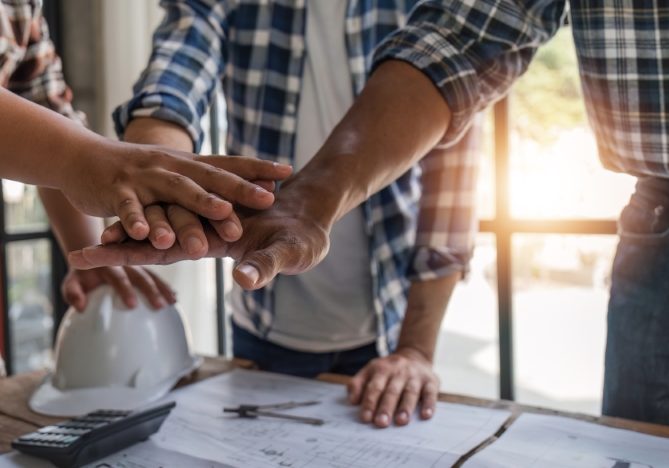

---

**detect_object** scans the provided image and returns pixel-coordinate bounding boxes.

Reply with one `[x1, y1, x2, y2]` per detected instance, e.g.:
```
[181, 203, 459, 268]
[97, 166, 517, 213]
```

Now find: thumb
[233, 245, 287, 290]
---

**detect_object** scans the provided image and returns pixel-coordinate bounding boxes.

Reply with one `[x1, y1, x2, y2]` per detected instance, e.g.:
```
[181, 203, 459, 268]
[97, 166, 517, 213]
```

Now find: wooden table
[2, 357, 669, 464]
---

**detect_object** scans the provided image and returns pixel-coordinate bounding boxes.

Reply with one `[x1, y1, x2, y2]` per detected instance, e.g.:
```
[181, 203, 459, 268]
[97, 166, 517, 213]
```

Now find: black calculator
[11, 401, 176, 467]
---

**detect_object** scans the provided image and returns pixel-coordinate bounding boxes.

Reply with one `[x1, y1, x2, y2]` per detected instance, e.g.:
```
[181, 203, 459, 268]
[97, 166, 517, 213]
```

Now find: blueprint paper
[83, 441, 234, 468]
[464, 413, 669, 468]
[0, 442, 230, 468]
[106, 369, 510, 468]
[0, 452, 53, 468]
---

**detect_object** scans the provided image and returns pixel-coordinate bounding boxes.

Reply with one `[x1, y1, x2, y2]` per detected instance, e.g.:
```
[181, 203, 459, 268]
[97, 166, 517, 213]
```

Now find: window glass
[512, 234, 617, 415]
[3, 182, 49, 234]
[510, 28, 635, 220]
[436, 234, 499, 400]
[8, 239, 54, 373]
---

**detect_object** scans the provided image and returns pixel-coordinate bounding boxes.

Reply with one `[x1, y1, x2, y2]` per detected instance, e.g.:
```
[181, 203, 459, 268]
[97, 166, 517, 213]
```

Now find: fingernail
[423, 408, 434, 418]
[375, 413, 389, 426]
[222, 220, 241, 239]
[237, 264, 259, 285]
[255, 186, 272, 196]
[186, 237, 204, 255]
[361, 410, 373, 422]
[154, 228, 171, 241]
[154, 298, 166, 309]
[398, 411, 409, 421]
[132, 221, 147, 232]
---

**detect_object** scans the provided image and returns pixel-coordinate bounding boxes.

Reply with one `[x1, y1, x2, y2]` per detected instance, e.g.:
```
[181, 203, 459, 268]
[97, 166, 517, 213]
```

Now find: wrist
[123, 117, 193, 151]
[276, 175, 341, 233]
[59, 132, 115, 191]
[395, 345, 434, 364]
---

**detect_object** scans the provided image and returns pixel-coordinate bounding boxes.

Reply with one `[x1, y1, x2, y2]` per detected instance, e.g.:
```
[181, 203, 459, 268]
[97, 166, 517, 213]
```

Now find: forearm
[397, 271, 461, 362]
[280, 60, 451, 230]
[123, 117, 194, 151]
[0, 88, 103, 187]
[40, 188, 103, 254]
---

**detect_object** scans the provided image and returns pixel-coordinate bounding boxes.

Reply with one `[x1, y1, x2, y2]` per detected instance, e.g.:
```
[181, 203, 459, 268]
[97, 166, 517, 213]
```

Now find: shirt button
[286, 103, 297, 115]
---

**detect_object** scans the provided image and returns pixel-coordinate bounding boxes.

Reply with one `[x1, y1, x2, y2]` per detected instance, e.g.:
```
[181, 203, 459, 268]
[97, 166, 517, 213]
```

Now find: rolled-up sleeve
[113, 0, 228, 151]
[407, 118, 481, 281]
[373, 0, 566, 144]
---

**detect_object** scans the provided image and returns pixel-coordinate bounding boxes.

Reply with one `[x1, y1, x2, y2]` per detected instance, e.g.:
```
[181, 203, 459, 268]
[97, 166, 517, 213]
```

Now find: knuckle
[384, 386, 402, 397]
[251, 249, 278, 269]
[206, 165, 225, 178]
[168, 174, 186, 187]
[365, 381, 385, 393]
[118, 198, 135, 210]
[362, 395, 378, 407]
[404, 383, 421, 395]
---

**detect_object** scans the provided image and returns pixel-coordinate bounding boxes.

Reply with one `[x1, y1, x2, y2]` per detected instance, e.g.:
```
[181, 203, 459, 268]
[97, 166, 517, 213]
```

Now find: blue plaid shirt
[114, 0, 482, 354]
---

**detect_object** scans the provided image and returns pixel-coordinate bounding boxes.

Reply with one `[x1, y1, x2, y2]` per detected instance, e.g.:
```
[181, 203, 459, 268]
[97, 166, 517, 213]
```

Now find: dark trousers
[603, 176, 669, 424]
[232, 322, 379, 378]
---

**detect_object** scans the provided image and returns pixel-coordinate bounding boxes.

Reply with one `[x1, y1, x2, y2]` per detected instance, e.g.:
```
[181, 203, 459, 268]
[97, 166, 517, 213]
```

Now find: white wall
[94, 0, 218, 355]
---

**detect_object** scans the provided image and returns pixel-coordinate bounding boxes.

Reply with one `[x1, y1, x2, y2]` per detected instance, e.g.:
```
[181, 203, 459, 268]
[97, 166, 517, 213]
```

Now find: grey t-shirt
[231, 0, 376, 352]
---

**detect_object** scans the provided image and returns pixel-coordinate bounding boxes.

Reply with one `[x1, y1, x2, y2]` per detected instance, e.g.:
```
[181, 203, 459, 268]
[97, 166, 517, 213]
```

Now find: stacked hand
[68, 184, 332, 290]
[66, 141, 293, 243]
[59, 140, 295, 312]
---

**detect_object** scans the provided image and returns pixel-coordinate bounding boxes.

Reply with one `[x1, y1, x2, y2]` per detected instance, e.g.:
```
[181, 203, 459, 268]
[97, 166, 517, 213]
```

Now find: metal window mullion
[0, 182, 11, 375]
[210, 95, 228, 356]
[494, 98, 515, 401]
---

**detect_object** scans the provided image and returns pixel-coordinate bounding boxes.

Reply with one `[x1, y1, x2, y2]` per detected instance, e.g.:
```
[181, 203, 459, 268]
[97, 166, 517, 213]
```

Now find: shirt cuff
[113, 88, 203, 151]
[373, 24, 480, 146]
[407, 246, 473, 282]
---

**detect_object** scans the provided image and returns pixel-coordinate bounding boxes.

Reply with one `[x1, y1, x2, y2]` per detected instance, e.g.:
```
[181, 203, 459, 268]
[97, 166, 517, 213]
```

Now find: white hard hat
[30, 285, 202, 416]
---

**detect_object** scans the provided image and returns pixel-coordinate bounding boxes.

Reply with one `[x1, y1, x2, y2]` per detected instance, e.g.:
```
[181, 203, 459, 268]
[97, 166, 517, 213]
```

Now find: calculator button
[61, 435, 80, 445]
[37, 426, 61, 434]
[53, 427, 88, 436]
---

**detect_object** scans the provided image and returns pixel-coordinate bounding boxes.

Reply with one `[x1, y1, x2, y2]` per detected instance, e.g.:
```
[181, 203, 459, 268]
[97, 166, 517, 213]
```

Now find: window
[0, 182, 66, 375]
[436, 27, 635, 414]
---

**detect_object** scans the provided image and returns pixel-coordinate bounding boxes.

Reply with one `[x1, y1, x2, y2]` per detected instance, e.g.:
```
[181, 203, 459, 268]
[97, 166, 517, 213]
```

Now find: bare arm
[281, 61, 451, 231]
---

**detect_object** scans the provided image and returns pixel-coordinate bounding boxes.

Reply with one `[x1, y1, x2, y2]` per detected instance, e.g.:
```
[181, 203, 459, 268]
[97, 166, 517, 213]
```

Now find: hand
[97, 174, 280, 253]
[347, 347, 439, 428]
[67, 193, 332, 289]
[63, 139, 292, 241]
[62, 266, 176, 312]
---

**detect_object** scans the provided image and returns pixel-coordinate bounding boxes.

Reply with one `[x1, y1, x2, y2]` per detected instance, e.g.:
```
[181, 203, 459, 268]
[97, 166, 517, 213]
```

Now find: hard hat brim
[29, 356, 202, 417]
